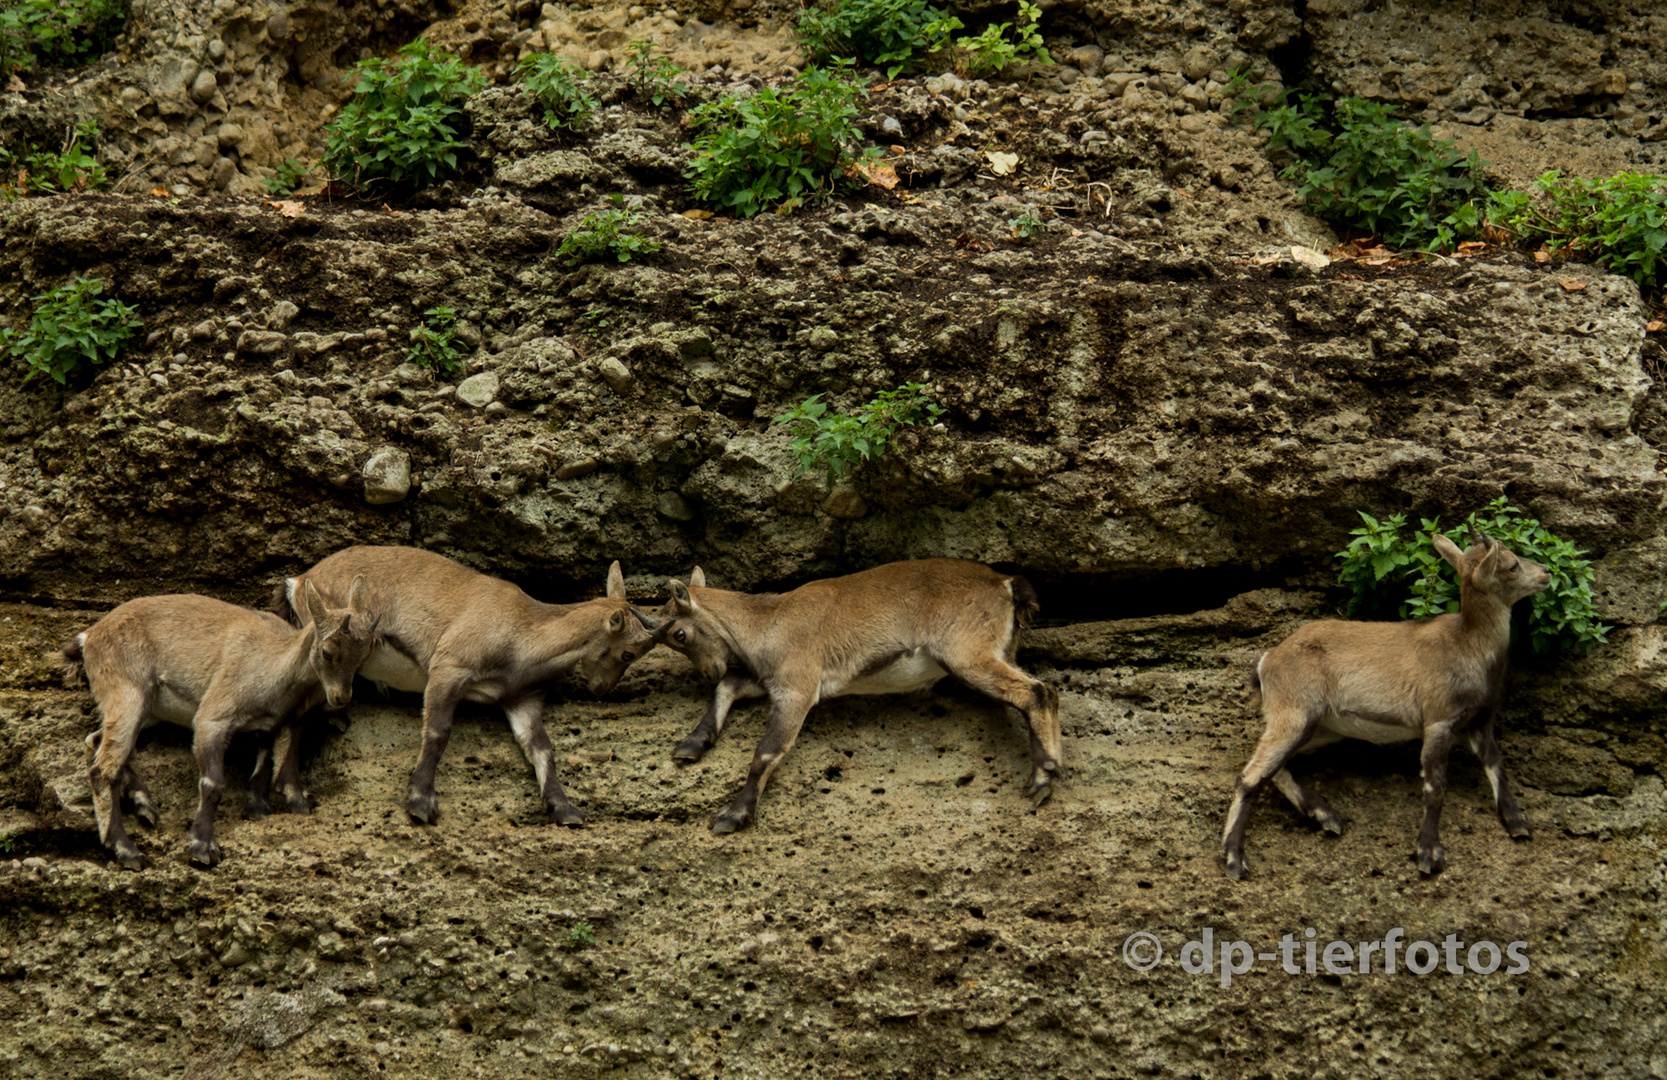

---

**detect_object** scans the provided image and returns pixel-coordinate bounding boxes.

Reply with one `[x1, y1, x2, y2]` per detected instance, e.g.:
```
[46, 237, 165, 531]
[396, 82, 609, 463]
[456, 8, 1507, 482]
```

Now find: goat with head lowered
[1222, 528, 1551, 880]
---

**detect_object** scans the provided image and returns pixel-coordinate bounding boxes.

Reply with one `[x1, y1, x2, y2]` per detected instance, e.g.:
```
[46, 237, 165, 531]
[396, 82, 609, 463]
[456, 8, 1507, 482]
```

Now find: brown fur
[276, 546, 656, 826]
[1222, 530, 1552, 880]
[74, 579, 376, 870]
[654, 558, 1061, 834]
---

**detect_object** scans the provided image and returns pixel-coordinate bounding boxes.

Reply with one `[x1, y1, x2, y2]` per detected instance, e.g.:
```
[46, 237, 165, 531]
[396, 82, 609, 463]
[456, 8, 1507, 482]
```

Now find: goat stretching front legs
[1467, 716, 1531, 840]
[503, 693, 585, 826]
[713, 690, 812, 834]
[674, 674, 763, 764]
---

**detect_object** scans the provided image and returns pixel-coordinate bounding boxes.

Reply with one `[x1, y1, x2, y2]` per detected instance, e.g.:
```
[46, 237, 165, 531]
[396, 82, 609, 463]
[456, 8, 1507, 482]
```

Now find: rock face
[0, 5, 1665, 1079]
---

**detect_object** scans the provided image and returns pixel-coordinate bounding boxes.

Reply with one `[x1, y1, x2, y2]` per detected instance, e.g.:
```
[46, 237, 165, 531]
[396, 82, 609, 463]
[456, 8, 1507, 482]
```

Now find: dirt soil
[1, 0, 1666, 1077]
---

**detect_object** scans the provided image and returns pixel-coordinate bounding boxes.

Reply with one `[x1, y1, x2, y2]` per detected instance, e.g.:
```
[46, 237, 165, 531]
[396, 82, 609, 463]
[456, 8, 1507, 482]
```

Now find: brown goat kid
[1222, 530, 1551, 880]
[654, 559, 1061, 834]
[66, 580, 377, 870]
[278, 547, 656, 826]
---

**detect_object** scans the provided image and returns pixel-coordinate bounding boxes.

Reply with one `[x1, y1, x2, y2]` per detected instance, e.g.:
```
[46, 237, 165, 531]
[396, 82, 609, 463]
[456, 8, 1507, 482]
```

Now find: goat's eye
[675, 629, 688, 644]
[622, 651, 636, 663]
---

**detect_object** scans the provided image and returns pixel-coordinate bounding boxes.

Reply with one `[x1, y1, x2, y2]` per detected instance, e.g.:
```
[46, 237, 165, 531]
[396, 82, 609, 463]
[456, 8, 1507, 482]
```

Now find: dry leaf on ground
[984, 150, 1019, 176]
[1559, 278, 1588, 291]
[265, 200, 305, 218]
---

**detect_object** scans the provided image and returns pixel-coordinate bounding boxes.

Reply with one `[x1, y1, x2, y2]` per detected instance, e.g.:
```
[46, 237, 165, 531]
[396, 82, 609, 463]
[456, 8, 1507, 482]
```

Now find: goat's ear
[347, 574, 370, 614]
[1431, 533, 1467, 571]
[301, 578, 329, 627]
[690, 566, 706, 589]
[606, 608, 626, 633]
[667, 579, 695, 613]
[606, 560, 626, 599]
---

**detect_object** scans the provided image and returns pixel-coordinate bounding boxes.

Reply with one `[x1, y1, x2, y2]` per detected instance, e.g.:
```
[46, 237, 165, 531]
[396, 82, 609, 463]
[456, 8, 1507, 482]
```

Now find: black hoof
[244, 798, 269, 821]
[1319, 815, 1344, 836]
[711, 808, 748, 834]
[187, 838, 223, 868]
[1416, 846, 1446, 875]
[113, 846, 146, 872]
[1505, 818, 1532, 840]
[550, 803, 586, 827]
[282, 792, 313, 816]
[407, 792, 440, 825]
[132, 801, 160, 828]
[672, 738, 710, 764]
[1224, 853, 1247, 881]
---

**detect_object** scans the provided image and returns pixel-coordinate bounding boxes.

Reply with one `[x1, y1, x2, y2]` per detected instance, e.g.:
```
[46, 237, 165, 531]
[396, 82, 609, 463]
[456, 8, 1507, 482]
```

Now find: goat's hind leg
[1222, 708, 1322, 881]
[943, 655, 1062, 809]
[85, 732, 160, 827]
[504, 694, 584, 827]
[86, 688, 151, 871]
[1272, 766, 1343, 835]
[1467, 717, 1530, 840]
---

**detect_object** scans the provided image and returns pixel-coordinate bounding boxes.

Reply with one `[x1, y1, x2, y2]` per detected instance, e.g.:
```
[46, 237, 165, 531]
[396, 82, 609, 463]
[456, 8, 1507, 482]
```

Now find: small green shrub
[0, 830, 16, 855]
[684, 62, 879, 217]
[0, 0, 125, 75]
[566, 922, 596, 949]
[1335, 498, 1609, 655]
[261, 157, 313, 195]
[582, 308, 610, 339]
[1009, 211, 1043, 241]
[774, 382, 944, 479]
[796, 0, 961, 79]
[516, 53, 599, 130]
[1490, 171, 1667, 289]
[557, 203, 662, 267]
[16, 119, 106, 193]
[321, 38, 486, 191]
[624, 39, 686, 106]
[2, 276, 140, 384]
[407, 305, 465, 378]
[1225, 78, 1491, 252]
[957, 0, 1051, 76]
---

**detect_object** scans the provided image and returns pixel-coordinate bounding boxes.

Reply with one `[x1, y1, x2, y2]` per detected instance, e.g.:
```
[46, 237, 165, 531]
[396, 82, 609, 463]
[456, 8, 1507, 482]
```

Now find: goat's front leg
[188, 716, 237, 867]
[503, 693, 584, 826]
[1467, 716, 1530, 840]
[1416, 720, 1459, 875]
[674, 674, 764, 764]
[713, 689, 812, 835]
[407, 665, 471, 824]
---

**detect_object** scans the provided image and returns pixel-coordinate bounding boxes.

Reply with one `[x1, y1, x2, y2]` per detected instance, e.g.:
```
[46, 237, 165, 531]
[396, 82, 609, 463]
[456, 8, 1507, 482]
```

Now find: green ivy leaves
[773, 383, 944, 479]
[2, 277, 140, 385]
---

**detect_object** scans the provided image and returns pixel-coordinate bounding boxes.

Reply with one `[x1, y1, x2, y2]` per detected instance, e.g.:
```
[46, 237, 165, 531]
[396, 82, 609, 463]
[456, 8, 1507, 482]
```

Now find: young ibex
[277, 547, 657, 826]
[653, 559, 1061, 834]
[65, 579, 377, 870]
[1222, 530, 1551, 880]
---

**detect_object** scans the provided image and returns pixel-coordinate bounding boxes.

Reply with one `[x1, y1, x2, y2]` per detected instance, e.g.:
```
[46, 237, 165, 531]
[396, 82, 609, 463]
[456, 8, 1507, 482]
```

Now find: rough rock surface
[0, 3, 1665, 1078]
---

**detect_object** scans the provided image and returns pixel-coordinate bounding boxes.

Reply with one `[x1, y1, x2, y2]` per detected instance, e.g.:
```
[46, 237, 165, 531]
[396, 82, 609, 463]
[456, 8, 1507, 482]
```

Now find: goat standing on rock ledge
[653, 559, 1062, 834]
[1222, 529, 1551, 880]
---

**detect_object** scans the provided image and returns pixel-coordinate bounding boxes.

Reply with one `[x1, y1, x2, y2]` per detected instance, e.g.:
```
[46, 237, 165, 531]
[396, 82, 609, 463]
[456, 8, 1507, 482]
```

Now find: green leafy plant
[18, 119, 106, 193]
[407, 305, 465, 378]
[1009, 211, 1043, 241]
[1335, 498, 1609, 655]
[624, 38, 687, 106]
[566, 921, 596, 949]
[0, 830, 16, 855]
[582, 307, 610, 339]
[321, 38, 486, 191]
[516, 53, 599, 130]
[0, 0, 125, 75]
[1489, 171, 1667, 289]
[774, 382, 944, 479]
[957, 0, 1052, 76]
[2, 276, 140, 384]
[557, 202, 662, 267]
[684, 62, 880, 218]
[262, 157, 314, 195]
[796, 0, 961, 79]
[1225, 79, 1491, 252]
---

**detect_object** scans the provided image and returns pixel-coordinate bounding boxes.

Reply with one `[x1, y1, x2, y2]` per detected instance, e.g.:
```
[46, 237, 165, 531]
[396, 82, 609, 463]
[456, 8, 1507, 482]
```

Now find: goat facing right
[1222, 529, 1551, 880]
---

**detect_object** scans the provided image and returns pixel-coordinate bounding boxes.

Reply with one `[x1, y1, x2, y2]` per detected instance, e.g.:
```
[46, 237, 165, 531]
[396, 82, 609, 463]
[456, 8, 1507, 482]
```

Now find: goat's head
[301, 574, 380, 709]
[578, 561, 657, 696]
[1433, 529, 1552, 608]
[653, 567, 730, 683]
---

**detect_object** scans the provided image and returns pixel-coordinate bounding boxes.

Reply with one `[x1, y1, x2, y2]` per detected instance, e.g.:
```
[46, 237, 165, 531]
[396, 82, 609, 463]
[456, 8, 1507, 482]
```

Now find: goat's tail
[270, 579, 301, 626]
[60, 635, 87, 690]
[1009, 575, 1041, 630]
[1247, 653, 1265, 711]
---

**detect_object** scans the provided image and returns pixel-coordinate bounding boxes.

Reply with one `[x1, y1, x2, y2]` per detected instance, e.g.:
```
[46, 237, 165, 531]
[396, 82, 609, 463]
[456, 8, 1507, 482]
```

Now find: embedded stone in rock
[237, 330, 288, 355]
[554, 457, 599, 480]
[363, 449, 412, 505]
[456, 372, 499, 408]
[599, 357, 634, 395]
[821, 485, 868, 519]
[657, 492, 697, 522]
[266, 300, 300, 330]
[189, 69, 218, 104]
[808, 327, 840, 352]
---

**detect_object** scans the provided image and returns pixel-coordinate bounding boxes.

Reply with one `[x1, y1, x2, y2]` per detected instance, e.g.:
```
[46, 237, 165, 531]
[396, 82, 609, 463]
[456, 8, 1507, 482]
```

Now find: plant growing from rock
[557, 201, 662, 267]
[262, 157, 314, 195]
[2, 276, 140, 384]
[1009, 211, 1044, 241]
[321, 38, 486, 191]
[624, 38, 687, 106]
[1488, 171, 1667, 289]
[14, 119, 106, 193]
[795, 0, 961, 79]
[407, 305, 465, 379]
[956, 1, 1052, 76]
[1336, 498, 1609, 655]
[774, 382, 944, 479]
[566, 921, 596, 949]
[0, 0, 125, 76]
[684, 62, 881, 217]
[516, 53, 599, 129]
